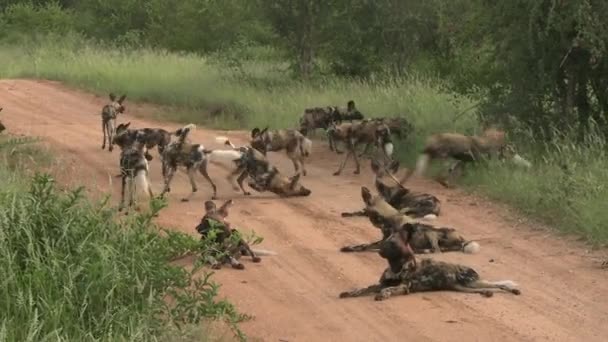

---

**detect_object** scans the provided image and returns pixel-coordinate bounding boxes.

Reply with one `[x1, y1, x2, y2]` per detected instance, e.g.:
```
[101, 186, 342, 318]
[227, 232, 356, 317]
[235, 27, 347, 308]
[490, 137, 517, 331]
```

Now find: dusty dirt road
[1, 79, 608, 342]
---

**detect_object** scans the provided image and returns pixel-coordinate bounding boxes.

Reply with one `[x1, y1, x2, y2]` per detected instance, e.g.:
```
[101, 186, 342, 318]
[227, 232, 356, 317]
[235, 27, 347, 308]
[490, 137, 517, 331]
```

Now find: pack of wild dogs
[0, 93, 532, 302]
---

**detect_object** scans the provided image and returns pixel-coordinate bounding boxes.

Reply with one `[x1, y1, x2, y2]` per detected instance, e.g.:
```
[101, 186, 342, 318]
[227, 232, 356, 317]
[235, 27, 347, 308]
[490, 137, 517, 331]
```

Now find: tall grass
[0, 138, 247, 341]
[1, 34, 608, 246]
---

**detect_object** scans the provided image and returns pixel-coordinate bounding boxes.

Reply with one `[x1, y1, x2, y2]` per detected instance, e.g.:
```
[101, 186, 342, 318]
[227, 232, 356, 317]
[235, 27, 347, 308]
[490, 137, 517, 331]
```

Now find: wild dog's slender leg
[102, 120, 107, 150]
[227, 166, 244, 192]
[358, 142, 372, 158]
[340, 239, 385, 253]
[161, 166, 176, 195]
[374, 284, 410, 301]
[146, 173, 154, 199]
[352, 139, 361, 174]
[339, 283, 385, 298]
[300, 157, 307, 176]
[118, 172, 127, 211]
[108, 119, 115, 152]
[467, 280, 521, 295]
[228, 256, 245, 270]
[291, 157, 300, 176]
[451, 284, 495, 297]
[239, 241, 261, 263]
[341, 209, 367, 217]
[198, 161, 218, 200]
[181, 167, 199, 202]
[333, 141, 354, 176]
[236, 170, 251, 196]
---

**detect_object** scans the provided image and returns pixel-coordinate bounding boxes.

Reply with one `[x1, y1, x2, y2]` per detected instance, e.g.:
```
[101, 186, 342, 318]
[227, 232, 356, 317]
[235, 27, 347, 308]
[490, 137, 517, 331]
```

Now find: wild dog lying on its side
[100, 93, 126, 152]
[196, 199, 276, 270]
[340, 186, 478, 254]
[298, 100, 364, 137]
[250, 127, 312, 176]
[0, 107, 5, 133]
[330, 120, 394, 176]
[112, 122, 172, 162]
[247, 165, 312, 198]
[339, 227, 521, 301]
[118, 135, 154, 212]
[412, 128, 532, 187]
[341, 159, 440, 219]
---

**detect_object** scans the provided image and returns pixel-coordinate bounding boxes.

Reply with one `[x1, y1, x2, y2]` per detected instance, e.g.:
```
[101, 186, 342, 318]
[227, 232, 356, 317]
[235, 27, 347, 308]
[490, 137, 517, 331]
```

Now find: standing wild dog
[340, 186, 479, 254]
[330, 120, 394, 176]
[101, 93, 127, 152]
[341, 159, 440, 219]
[250, 127, 312, 176]
[195, 199, 276, 270]
[0, 107, 5, 133]
[298, 100, 364, 137]
[112, 122, 172, 163]
[339, 227, 521, 301]
[412, 128, 532, 187]
[118, 136, 154, 212]
[247, 165, 312, 198]
[370, 117, 414, 140]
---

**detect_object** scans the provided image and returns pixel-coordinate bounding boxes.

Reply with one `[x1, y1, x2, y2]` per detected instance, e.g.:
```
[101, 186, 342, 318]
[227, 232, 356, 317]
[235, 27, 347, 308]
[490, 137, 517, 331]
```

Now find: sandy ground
[1, 79, 608, 342]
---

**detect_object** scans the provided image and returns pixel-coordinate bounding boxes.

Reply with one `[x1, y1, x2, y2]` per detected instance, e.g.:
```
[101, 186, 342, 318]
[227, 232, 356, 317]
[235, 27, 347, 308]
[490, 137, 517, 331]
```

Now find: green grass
[1, 34, 608, 248]
[0, 137, 248, 341]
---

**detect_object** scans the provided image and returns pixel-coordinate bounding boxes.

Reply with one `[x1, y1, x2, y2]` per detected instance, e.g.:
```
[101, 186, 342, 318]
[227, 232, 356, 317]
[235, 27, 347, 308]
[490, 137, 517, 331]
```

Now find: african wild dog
[340, 186, 479, 254]
[118, 136, 154, 212]
[0, 107, 5, 133]
[195, 199, 277, 270]
[112, 122, 172, 162]
[250, 127, 312, 176]
[341, 159, 440, 219]
[412, 128, 532, 187]
[339, 226, 521, 301]
[330, 120, 394, 176]
[101, 93, 126, 152]
[247, 166, 312, 197]
[369, 117, 414, 140]
[298, 100, 364, 137]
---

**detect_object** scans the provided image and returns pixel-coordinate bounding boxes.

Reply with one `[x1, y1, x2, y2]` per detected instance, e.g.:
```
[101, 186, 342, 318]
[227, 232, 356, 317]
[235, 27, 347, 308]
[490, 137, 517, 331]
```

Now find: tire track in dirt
[1, 79, 608, 342]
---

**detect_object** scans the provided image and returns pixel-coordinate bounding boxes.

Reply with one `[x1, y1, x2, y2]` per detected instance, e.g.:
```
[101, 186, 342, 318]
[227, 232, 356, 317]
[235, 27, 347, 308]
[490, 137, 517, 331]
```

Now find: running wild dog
[339, 227, 521, 301]
[118, 136, 154, 212]
[330, 120, 394, 176]
[113, 122, 172, 162]
[340, 186, 479, 254]
[298, 100, 364, 137]
[412, 128, 532, 187]
[196, 199, 276, 270]
[101, 93, 126, 152]
[341, 159, 440, 219]
[250, 127, 312, 176]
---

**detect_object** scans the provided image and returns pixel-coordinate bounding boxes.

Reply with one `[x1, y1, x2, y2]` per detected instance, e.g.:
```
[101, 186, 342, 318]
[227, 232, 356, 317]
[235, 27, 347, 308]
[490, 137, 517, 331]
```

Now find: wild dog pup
[341, 159, 440, 219]
[340, 186, 478, 254]
[412, 128, 532, 187]
[160, 123, 218, 201]
[101, 93, 126, 152]
[195, 199, 276, 270]
[250, 127, 312, 176]
[298, 100, 364, 137]
[331, 120, 394, 176]
[339, 227, 521, 301]
[247, 165, 312, 198]
[113, 122, 172, 162]
[0, 107, 5, 133]
[118, 135, 154, 212]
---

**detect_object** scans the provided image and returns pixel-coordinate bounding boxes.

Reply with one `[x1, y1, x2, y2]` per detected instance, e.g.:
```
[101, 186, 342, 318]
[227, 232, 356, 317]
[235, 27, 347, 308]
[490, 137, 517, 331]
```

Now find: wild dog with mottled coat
[118, 136, 154, 212]
[341, 159, 440, 219]
[339, 227, 521, 301]
[247, 165, 312, 197]
[412, 128, 532, 187]
[113, 122, 172, 162]
[196, 199, 277, 270]
[299, 100, 364, 137]
[250, 127, 312, 176]
[101, 93, 126, 152]
[369, 116, 414, 140]
[340, 186, 478, 254]
[330, 120, 394, 176]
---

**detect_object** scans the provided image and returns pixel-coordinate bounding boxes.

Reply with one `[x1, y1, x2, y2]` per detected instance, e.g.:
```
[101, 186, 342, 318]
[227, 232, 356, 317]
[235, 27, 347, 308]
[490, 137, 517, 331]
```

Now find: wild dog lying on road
[118, 135, 154, 212]
[339, 227, 521, 301]
[412, 128, 532, 187]
[0, 107, 5, 133]
[341, 159, 440, 219]
[112, 122, 172, 163]
[195, 199, 276, 270]
[340, 186, 478, 254]
[247, 165, 312, 197]
[330, 120, 394, 176]
[298, 100, 364, 137]
[101, 93, 126, 152]
[250, 127, 312, 176]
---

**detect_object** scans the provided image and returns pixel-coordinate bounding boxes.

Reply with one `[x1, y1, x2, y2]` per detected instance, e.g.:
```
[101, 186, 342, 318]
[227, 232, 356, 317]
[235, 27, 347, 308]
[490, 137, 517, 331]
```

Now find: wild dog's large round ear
[260, 126, 269, 135]
[118, 94, 127, 104]
[347, 100, 355, 110]
[251, 128, 260, 138]
[361, 186, 373, 205]
[109, 93, 116, 101]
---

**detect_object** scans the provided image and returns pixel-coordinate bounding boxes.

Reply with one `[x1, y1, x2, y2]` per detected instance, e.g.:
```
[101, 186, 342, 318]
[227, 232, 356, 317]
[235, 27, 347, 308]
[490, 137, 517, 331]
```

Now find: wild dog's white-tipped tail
[134, 170, 151, 197]
[251, 248, 278, 256]
[512, 154, 532, 168]
[301, 137, 312, 157]
[485, 280, 519, 289]
[414, 153, 430, 177]
[422, 214, 438, 221]
[215, 136, 236, 149]
[383, 142, 394, 157]
[462, 241, 480, 254]
[208, 150, 243, 164]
